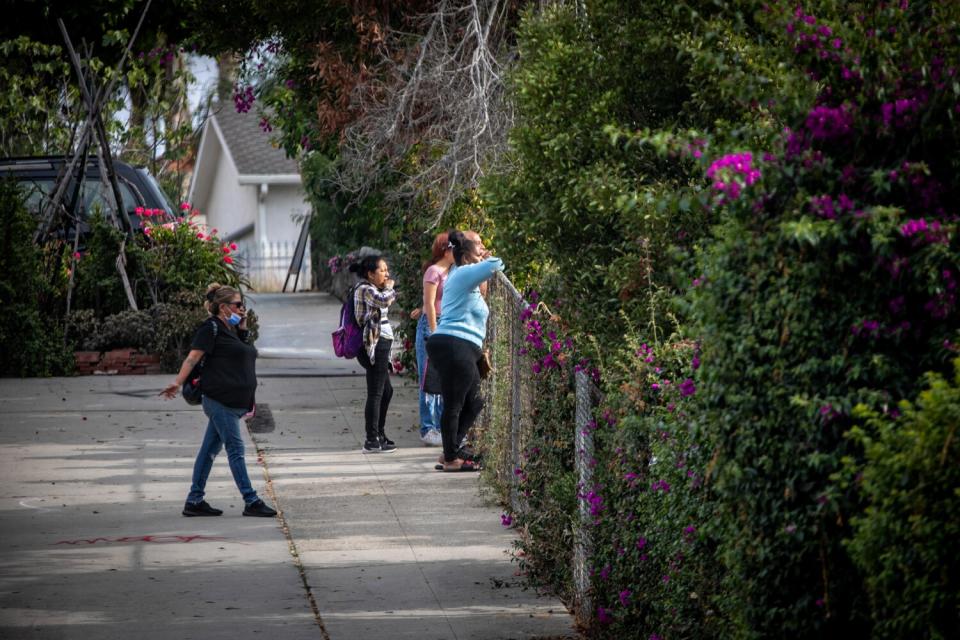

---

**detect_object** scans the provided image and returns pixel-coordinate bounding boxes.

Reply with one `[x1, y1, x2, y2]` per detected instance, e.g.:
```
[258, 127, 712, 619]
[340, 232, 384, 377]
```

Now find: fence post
[574, 369, 595, 624]
[510, 299, 523, 514]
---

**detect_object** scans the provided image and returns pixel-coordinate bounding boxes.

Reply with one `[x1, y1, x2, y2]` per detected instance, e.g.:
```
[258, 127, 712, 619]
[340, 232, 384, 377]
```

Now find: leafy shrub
[72, 212, 136, 317]
[0, 179, 73, 376]
[65, 309, 100, 351]
[686, 2, 960, 636]
[502, 296, 580, 603]
[95, 309, 156, 352]
[138, 208, 245, 300]
[843, 358, 960, 639]
[589, 336, 724, 639]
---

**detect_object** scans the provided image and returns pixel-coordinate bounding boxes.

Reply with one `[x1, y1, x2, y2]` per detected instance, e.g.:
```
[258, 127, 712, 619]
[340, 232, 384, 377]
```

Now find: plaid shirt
[353, 281, 398, 363]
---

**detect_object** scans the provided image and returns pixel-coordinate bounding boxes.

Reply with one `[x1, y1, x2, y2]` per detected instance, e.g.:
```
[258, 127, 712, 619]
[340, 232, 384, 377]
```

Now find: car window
[82, 180, 140, 217]
[14, 178, 55, 212]
[136, 168, 175, 215]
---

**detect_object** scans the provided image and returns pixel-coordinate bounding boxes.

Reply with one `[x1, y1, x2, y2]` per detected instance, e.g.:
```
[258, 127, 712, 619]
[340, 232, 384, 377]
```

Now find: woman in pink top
[416, 232, 454, 445]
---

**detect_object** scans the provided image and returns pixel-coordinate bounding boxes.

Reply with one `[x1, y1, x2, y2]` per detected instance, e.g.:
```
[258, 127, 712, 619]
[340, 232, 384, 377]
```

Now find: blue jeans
[187, 396, 259, 506]
[415, 314, 443, 435]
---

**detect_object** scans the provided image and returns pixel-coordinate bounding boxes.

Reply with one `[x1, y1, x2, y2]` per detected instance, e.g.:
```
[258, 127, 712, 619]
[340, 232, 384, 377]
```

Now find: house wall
[205, 159, 256, 239]
[262, 184, 310, 244]
[231, 184, 312, 292]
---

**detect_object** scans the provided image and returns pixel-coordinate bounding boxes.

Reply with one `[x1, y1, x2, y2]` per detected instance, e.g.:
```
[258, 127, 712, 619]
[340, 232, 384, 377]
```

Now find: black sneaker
[242, 499, 277, 517]
[361, 440, 382, 453]
[379, 436, 397, 453]
[182, 500, 223, 517]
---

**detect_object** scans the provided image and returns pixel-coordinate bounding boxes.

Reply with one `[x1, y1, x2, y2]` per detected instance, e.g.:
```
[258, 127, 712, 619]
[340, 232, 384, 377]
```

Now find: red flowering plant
[137, 203, 246, 301]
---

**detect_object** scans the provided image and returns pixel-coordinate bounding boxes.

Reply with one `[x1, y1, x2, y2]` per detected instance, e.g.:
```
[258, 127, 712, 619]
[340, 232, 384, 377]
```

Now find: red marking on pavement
[53, 534, 230, 545]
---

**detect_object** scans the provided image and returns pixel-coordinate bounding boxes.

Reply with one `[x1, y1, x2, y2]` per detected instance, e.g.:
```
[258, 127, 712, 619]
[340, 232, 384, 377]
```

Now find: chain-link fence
[476, 270, 599, 624]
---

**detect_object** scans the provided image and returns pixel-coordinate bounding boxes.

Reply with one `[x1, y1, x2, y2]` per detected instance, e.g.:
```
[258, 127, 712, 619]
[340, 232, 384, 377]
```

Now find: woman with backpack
[416, 232, 454, 446]
[161, 283, 277, 518]
[426, 231, 503, 471]
[349, 254, 400, 453]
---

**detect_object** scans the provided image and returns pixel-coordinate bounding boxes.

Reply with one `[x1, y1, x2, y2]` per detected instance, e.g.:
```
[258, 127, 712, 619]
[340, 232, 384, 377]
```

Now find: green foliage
[501, 301, 580, 602]
[0, 37, 76, 156]
[72, 212, 135, 317]
[487, 0, 960, 638]
[686, 2, 960, 636]
[843, 359, 960, 639]
[0, 180, 73, 376]
[138, 211, 245, 301]
[586, 336, 726, 639]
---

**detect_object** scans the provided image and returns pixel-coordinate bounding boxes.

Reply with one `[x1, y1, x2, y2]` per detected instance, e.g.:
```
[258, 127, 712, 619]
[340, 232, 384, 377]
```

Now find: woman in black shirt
[161, 283, 277, 518]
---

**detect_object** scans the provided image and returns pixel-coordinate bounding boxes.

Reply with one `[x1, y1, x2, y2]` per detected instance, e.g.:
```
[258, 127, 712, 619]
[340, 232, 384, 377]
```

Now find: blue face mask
[227, 312, 242, 326]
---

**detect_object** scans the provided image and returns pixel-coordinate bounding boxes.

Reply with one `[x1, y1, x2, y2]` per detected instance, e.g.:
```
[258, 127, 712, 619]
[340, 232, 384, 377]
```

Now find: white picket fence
[234, 240, 312, 292]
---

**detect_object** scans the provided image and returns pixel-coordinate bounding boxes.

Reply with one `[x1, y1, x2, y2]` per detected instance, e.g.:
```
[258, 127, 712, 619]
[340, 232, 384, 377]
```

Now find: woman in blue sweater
[426, 230, 503, 471]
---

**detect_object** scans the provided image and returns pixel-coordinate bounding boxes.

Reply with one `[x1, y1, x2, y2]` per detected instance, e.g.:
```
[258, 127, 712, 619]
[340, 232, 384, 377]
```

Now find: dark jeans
[425, 334, 484, 462]
[187, 395, 259, 505]
[357, 337, 393, 442]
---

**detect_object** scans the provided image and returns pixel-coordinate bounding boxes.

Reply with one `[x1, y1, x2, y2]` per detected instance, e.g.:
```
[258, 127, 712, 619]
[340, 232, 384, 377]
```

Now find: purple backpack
[332, 285, 363, 358]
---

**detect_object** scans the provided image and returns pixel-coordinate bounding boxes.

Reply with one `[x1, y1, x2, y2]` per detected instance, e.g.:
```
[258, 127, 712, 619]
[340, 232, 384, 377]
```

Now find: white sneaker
[420, 430, 442, 446]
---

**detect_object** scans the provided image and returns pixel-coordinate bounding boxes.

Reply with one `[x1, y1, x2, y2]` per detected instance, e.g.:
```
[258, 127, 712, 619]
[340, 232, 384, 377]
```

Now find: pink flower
[73, 251, 81, 260]
[135, 206, 144, 215]
[230, 242, 238, 250]
[223, 256, 234, 264]
[180, 202, 191, 211]
[223, 246, 231, 254]
[197, 233, 205, 240]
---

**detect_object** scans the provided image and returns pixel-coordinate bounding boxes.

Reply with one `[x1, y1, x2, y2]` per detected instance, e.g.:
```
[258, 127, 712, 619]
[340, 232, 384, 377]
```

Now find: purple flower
[805, 105, 853, 139]
[500, 513, 512, 527]
[705, 152, 762, 204]
[599, 564, 612, 581]
[679, 378, 697, 397]
[636, 537, 648, 550]
[619, 589, 632, 606]
[651, 479, 671, 493]
[596, 606, 613, 624]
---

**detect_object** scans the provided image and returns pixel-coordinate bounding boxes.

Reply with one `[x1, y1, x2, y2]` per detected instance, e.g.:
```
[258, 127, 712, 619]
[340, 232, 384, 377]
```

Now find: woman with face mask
[161, 283, 277, 518]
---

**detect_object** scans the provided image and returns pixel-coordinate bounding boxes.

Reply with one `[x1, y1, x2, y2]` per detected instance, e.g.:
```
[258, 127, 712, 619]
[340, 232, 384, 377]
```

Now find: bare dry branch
[335, 0, 515, 224]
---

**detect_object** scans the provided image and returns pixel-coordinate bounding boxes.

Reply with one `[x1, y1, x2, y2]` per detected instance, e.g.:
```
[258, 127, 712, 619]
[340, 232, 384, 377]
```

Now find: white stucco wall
[205, 160, 256, 239]
[261, 184, 310, 245]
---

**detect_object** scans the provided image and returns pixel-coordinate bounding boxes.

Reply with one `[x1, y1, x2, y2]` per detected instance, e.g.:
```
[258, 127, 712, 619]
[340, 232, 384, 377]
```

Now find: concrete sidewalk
[0, 372, 575, 639]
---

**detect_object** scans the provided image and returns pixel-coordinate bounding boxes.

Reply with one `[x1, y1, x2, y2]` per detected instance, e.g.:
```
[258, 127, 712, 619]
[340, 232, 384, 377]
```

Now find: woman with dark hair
[349, 254, 399, 453]
[161, 283, 277, 517]
[426, 231, 503, 471]
[416, 232, 454, 446]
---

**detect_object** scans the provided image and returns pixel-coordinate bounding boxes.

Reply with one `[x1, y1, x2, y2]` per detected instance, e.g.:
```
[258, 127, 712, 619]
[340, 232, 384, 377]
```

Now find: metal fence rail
[478, 271, 597, 624]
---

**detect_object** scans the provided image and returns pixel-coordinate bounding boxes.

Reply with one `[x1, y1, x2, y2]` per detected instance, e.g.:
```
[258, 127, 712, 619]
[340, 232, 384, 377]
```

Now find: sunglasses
[227, 301, 246, 309]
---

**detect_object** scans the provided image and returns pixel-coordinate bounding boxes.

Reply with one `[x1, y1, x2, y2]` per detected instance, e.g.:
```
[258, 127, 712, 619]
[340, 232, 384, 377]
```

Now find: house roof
[210, 105, 299, 177]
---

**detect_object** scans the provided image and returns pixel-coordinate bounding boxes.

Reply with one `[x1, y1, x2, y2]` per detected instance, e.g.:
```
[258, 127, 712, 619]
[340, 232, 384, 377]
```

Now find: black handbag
[422, 358, 443, 395]
[182, 319, 217, 406]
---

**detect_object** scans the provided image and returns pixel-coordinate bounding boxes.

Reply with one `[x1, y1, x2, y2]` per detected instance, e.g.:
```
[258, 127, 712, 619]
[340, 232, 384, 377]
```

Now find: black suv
[0, 155, 175, 240]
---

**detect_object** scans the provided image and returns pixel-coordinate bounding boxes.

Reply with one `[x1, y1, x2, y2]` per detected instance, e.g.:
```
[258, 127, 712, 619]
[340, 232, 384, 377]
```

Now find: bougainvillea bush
[685, 1, 960, 637]
[588, 337, 726, 638]
[490, 0, 960, 638]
